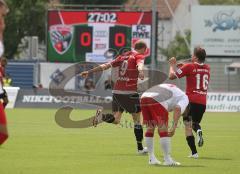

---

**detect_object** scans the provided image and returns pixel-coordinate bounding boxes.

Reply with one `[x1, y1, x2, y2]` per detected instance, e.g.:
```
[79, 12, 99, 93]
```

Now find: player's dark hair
[134, 40, 147, 51]
[194, 47, 206, 63]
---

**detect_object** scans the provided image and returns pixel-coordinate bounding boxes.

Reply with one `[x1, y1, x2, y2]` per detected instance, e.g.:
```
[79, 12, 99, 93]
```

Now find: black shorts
[112, 93, 141, 114]
[183, 102, 206, 123]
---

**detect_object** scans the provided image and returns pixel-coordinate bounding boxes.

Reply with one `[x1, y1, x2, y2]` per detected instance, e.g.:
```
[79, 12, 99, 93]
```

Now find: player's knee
[185, 129, 193, 137]
[0, 133, 8, 145]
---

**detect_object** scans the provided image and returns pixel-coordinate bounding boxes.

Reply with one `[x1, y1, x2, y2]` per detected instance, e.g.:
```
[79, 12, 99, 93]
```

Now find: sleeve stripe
[174, 72, 180, 79]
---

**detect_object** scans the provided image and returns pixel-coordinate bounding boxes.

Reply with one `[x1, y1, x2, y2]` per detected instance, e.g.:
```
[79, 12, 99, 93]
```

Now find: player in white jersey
[140, 84, 189, 166]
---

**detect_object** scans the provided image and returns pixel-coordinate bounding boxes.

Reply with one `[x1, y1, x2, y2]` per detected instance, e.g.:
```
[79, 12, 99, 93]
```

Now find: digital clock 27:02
[87, 12, 117, 23]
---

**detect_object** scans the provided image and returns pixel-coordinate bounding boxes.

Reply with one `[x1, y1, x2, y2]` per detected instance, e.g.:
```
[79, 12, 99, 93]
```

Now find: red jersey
[110, 51, 145, 94]
[175, 62, 210, 105]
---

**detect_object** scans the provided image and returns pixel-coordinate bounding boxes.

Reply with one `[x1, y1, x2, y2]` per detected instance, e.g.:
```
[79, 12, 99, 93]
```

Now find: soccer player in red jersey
[80, 40, 148, 154]
[0, 0, 9, 145]
[168, 46, 210, 158]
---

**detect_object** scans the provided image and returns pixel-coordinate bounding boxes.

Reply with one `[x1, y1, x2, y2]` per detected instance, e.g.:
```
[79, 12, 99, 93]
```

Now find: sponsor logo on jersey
[177, 69, 183, 74]
[50, 25, 73, 54]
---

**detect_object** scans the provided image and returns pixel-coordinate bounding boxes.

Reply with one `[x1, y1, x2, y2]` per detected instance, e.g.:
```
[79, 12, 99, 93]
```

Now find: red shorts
[0, 103, 6, 125]
[140, 97, 168, 127]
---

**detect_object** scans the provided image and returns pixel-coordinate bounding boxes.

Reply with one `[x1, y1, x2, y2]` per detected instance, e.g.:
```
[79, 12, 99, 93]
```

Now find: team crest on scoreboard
[50, 25, 73, 55]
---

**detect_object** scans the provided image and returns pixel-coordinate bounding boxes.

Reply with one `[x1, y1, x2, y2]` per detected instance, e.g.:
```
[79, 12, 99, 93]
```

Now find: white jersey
[141, 84, 189, 114]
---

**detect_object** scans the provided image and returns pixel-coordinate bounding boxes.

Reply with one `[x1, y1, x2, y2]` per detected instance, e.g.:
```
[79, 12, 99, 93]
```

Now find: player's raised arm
[168, 57, 177, 80]
[137, 61, 144, 80]
[79, 63, 111, 78]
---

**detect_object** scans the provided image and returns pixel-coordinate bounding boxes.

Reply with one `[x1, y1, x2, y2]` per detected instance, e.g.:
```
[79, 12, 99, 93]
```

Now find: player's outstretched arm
[168, 57, 177, 80]
[79, 63, 111, 78]
[168, 106, 181, 137]
[176, 58, 191, 68]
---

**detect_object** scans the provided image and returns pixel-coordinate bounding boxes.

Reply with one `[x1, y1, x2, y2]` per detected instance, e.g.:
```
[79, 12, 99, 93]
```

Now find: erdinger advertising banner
[191, 6, 240, 56]
[47, 10, 152, 63]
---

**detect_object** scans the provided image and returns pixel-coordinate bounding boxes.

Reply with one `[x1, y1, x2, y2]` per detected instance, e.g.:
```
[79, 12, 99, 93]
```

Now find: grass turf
[0, 109, 240, 174]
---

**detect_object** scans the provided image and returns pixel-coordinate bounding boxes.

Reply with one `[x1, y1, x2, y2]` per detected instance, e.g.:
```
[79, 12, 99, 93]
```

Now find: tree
[159, 30, 191, 60]
[4, 0, 127, 58]
[4, 0, 48, 58]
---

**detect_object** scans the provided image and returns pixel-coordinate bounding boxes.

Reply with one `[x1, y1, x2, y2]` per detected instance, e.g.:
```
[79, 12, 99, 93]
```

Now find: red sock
[0, 103, 6, 124]
[0, 103, 8, 145]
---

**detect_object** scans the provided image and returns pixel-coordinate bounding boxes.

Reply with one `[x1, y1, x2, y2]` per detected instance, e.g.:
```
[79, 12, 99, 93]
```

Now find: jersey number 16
[196, 74, 209, 90]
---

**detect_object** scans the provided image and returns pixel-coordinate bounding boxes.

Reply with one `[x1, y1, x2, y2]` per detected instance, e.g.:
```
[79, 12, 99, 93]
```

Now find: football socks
[134, 124, 143, 150]
[186, 136, 197, 155]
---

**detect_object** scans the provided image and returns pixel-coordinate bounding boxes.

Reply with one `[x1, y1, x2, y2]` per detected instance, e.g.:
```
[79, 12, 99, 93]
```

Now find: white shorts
[177, 95, 189, 114]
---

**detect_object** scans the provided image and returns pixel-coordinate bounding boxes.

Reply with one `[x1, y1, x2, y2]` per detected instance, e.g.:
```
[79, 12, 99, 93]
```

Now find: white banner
[4, 87, 20, 109]
[191, 6, 240, 56]
[207, 92, 240, 112]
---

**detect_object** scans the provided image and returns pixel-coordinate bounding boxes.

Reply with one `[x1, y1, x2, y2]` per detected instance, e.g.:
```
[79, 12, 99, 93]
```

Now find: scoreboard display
[47, 10, 152, 63]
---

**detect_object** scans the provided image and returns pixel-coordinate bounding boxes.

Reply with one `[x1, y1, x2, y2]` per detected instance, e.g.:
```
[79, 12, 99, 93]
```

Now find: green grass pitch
[0, 109, 240, 174]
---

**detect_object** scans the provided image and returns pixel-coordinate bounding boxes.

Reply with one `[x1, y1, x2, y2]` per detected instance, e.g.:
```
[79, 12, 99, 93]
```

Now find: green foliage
[3, 0, 127, 58]
[159, 30, 191, 60]
[199, 0, 240, 5]
[4, 0, 48, 58]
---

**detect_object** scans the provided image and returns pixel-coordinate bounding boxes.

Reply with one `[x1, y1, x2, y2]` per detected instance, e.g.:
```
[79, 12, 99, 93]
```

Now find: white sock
[160, 137, 171, 161]
[145, 137, 155, 159]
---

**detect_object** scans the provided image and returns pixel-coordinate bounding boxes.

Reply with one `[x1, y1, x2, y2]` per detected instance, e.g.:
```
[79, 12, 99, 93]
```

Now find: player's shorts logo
[50, 25, 73, 55]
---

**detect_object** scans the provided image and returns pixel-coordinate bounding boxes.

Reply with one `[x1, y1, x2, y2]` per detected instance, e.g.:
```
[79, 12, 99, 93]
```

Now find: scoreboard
[47, 10, 152, 63]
